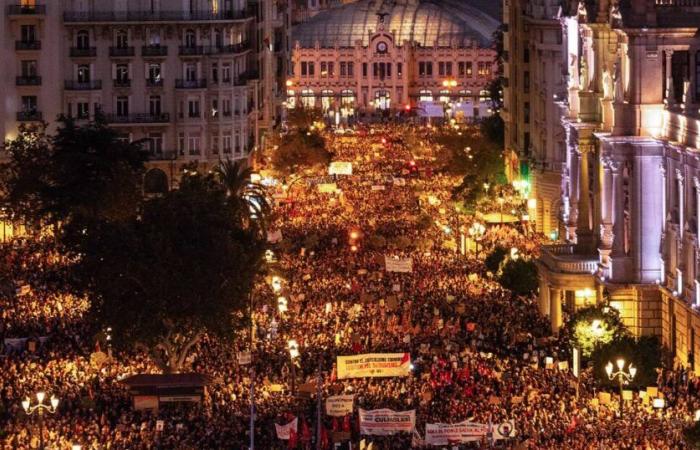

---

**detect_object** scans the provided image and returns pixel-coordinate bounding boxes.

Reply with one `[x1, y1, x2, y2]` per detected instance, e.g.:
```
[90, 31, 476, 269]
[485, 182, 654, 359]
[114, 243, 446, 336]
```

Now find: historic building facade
[286, 0, 500, 120]
[504, 0, 700, 371]
[0, 0, 289, 191]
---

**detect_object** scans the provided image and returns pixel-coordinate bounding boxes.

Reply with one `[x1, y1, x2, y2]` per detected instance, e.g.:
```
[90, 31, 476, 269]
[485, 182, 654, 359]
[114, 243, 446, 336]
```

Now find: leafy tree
[498, 258, 538, 296]
[484, 246, 508, 273]
[285, 105, 323, 131]
[269, 131, 331, 175]
[79, 173, 264, 373]
[590, 335, 662, 389]
[216, 159, 271, 236]
[564, 305, 628, 357]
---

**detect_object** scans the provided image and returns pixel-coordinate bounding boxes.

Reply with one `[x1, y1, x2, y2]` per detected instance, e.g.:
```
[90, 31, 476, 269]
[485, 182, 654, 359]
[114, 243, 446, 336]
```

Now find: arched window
[439, 90, 450, 104]
[77, 65, 91, 82]
[374, 90, 390, 110]
[340, 89, 355, 106]
[321, 89, 334, 111]
[76, 30, 90, 49]
[459, 89, 472, 103]
[286, 90, 296, 108]
[301, 89, 315, 108]
[184, 29, 196, 48]
[144, 169, 169, 195]
[419, 90, 432, 103]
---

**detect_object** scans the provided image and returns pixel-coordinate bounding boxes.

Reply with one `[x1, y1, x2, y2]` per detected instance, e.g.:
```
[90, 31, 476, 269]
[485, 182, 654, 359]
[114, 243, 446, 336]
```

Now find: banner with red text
[359, 408, 415, 435]
[337, 353, 411, 379]
[275, 418, 298, 440]
[425, 421, 490, 445]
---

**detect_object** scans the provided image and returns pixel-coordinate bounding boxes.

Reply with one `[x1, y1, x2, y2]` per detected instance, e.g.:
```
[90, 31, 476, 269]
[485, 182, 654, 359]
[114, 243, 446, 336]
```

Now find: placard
[326, 395, 354, 417]
[425, 421, 489, 445]
[329, 162, 353, 175]
[337, 353, 411, 379]
[384, 256, 413, 273]
[359, 408, 415, 435]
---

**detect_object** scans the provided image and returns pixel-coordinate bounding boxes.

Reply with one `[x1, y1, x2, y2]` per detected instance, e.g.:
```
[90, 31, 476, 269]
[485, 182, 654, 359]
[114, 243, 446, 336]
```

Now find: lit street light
[288, 339, 300, 393]
[22, 392, 59, 450]
[468, 222, 485, 256]
[605, 358, 637, 418]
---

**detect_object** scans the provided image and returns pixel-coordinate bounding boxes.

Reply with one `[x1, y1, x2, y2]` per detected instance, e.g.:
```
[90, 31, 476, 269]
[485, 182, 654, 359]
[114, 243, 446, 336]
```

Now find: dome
[292, 0, 501, 48]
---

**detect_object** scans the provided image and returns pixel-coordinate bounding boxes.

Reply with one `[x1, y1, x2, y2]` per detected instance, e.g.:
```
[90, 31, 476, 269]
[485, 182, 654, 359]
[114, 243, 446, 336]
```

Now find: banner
[392, 177, 406, 186]
[384, 256, 413, 273]
[275, 418, 298, 440]
[359, 408, 415, 435]
[425, 421, 489, 445]
[318, 183, 338, 193]
[237, 351, 251, 365]
[326, 394, 354, 416]
[267, 229, 283, 243]
[329, 161, 353, 175]
[337, 353, 411, 379]
[493, 420, 516, 440]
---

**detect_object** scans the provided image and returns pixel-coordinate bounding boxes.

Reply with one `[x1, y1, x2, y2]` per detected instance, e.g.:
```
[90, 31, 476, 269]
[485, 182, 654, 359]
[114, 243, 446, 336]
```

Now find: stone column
[611, 160, 625, 257]
[600, 157, 614, 249]
[665, 50, 675, 105]
[568, 142, 580, 242]
[576, 144, 594, 249]
[550, 288, 562, 334]
[677, 169, 685, 239]
[539, 277, 550, 317]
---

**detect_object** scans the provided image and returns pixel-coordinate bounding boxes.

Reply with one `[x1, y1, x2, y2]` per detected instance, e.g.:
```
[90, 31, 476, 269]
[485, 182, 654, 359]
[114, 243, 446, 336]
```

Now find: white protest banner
[275, 417, 298, 440]
[384, 256, 413, 273]
[318, 183, 338, 193]
[371, 185, 386, 191]
[337, 353, 411, 379]
[326, 394, 354, 416]
[359, 408, 415, 435]
[492, 421, 516, 440]
[156, 420, 164, 432]
[425, 421, 489, 445]
[237, 351, 252, 365]
[329, 161, 353, 175]
[392, 177, 406, 186]
[267, 229, 283, 243]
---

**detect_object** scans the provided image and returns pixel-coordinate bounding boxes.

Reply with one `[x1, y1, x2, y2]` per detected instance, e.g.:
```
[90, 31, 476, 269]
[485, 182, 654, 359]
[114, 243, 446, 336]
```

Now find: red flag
[343, 414, 351, 432]
[301, 420, 312, 442]
[288, 429, 298, 449]
[565, 415, 577, 434]
[321, 426, 330, 449]
[332, 417, 339, 431]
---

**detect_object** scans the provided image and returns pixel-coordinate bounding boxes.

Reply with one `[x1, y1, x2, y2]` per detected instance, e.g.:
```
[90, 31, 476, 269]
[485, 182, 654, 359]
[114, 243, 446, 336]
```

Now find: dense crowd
[0, 124, 697, 449]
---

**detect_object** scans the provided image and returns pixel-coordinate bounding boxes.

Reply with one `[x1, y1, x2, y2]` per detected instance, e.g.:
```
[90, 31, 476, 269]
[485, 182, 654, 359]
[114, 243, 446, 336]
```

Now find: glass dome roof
[292, 0, 501, 48]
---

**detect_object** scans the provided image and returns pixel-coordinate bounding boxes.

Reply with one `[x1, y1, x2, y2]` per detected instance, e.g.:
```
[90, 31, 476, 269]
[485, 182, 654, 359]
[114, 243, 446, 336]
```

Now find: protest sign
[329, 161, 353, 175]
[493, 420, 516, 440]
[275, 418, 298, 439]
[267, 229, 283, 243]
[237, 351, 251, 365]
[384, 256, 413, 273]
[156, 420, 164, 431]
[326, 395, 354, 417]
[425, 421, 489, 445]
[318, 183, 338, 193]
[337, 353, 411, 379]
[359, 408, 415, 435]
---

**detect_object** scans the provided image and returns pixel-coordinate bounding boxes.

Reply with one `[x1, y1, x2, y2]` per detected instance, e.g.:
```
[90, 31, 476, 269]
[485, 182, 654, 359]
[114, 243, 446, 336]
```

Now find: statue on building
[577, 1, 587, 21]
[613, 61, 624, 103]
[580, 58, 589, 91]
[602, 67, 613, 100]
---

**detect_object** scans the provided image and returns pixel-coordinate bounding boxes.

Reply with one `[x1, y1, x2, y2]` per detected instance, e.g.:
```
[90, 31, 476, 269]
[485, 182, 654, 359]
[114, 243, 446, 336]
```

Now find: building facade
[1, 0, 289, 191]
[503, 0, 700, 371]
[287, 0, 500, 120]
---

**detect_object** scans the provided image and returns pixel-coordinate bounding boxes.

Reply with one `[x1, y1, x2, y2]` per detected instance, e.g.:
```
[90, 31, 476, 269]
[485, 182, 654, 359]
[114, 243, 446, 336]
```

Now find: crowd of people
[0, 123, 698, 449]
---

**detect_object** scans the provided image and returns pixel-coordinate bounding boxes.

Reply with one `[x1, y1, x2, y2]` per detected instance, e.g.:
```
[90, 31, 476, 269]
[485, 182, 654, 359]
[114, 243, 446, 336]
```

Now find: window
[77, 65, 91, 82]
[458, 62, 465, 77]
[524, 101, 530, 124]
[21, 60, 38, 77]
[286, 90, 296, 108]
[20, 25, 36, 43]
[347, 62, 354, 77]
[184, 29, 196, 48]
[211, 62, 219, 83]
[222, 64, 231, 82]
[211, 135, 219, 155]
[211, 98, 219, 117]
[21, 95, 37, 112]
[223, 98, 231, 116]
[115, 30, 128, 48]
[321, 62, 327, 77]
[178, 132, 185, 155]
[188, 136, 200, 155]
[419, 62, 433, 77]
[478, 62, 491, 77]
[77, 102, 89, 119]
[327, 62, 334, 77]
[419, 90, 432, 102]
[235, 133, 241, 154]
[188, 99, 200, 117]
[445, 62, 452, 77]
[340, 62, 347, 77]
[148, 133, 163, 154]
[362, 63, 368, 78]
[223, 135, 232, 154]
[308, 62, 315, 76]
[438, 62, 445, 76]
[149, 31, 161, 46]
[523, 48, 530, 63]
[397, 63, 402, 77]
[148, 63, 161, 83]
[301, 89, 315, 108]
[116, 96, 129, 116]
[185, 63, 197, 81]
[439, 90, 450, 104]
[115, 64, 129, 82]
[524, 71, 530, 93]
[466, 62, 473, 77]
[301, 62, 308, 77]
[149, 96, 161, 115]
[76, 30, 90, 49]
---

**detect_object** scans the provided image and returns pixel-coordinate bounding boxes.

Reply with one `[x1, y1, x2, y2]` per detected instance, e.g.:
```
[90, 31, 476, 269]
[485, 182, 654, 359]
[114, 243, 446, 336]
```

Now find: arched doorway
[144, 168, 169, 195]
[374, 90, 390, 110]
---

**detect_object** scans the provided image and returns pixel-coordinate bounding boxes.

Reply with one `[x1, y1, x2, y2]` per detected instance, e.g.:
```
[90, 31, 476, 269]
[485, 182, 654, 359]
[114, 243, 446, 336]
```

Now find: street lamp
[605, 358, 637, 418]
[497, 197, 505, 223]
[22, 392, 59, 450]
[288, 340, 300, 393]
[468, 222, 485, 257]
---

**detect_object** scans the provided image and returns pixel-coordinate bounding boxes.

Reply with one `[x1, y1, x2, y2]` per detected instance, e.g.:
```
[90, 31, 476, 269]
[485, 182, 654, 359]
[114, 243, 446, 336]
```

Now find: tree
[79, 173, 265, 373]
[216, 159, 271, 236]
[498, 258, 538, 296]
[484, 246, 507, 273]
[564, 305, 628, 357]
[590, 335, 662, 389]
[269, 131, 331, 175]
[285, 105, 323, 131]
[684, 421, 700, 449]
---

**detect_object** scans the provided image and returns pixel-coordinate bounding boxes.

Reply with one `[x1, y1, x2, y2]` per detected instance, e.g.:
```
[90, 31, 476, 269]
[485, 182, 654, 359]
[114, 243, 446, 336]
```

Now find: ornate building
[0, 0, 289, 191]
[287, 0, 500, 120]
[504, 0, 700, 371]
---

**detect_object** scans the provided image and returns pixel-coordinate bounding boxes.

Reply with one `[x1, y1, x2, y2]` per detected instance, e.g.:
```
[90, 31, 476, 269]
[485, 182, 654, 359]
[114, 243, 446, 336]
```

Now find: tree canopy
[498, 258, 538, 296]
[564, 305, 628, 357]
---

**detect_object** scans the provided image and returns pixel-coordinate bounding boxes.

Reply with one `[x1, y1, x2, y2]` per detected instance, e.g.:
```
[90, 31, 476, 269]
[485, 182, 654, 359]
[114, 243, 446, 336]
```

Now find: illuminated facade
[507, 0, 700, 371]
[287, 0, 500, 119]
[0, 0, 289, 191]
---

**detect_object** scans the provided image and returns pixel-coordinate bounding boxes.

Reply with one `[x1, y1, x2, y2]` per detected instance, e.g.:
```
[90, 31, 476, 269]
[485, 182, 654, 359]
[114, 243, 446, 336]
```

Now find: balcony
[234, 70, 259, 86]
[175, 79, 207, 89]
[16, 76, 42, 86]
[539, 244, 599, 274]
[104, 113, 170, 124]
[64, 80, 102, 90]
[63, 9, 254, 23]
[142, 45, 168, 57]
[16, 111, 43, 122]
[179, 42, 251, 56]
[146, 78, 164, 88]
[7, 4, 46, 16]
[70, 47, 97, 57]
[15, 40, 41, 51]
[113, 79, 131, 88]
[109, 46, 135, 57]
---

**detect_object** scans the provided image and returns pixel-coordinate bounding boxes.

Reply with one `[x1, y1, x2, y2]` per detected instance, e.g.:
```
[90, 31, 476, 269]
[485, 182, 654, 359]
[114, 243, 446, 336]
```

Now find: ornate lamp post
[605, 358, 637, 418]
[288, 339, 300, 394]
[468, 222, 485, 256]
[22, 392, 59, 450]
